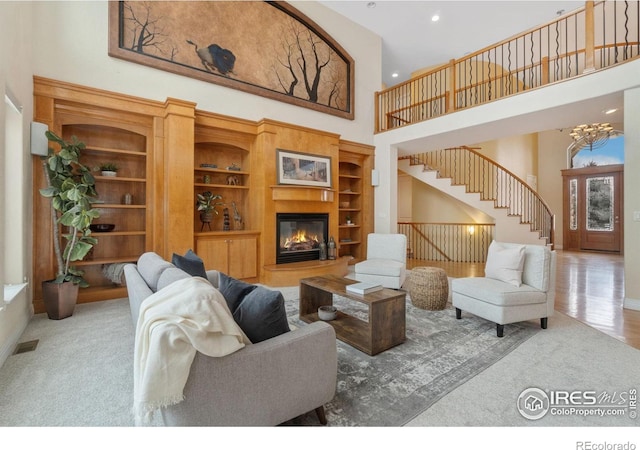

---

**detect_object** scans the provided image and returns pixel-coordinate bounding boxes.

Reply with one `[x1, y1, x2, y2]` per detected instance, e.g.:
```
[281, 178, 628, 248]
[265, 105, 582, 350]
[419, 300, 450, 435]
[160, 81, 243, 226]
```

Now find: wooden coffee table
[299, 275, 406, 355]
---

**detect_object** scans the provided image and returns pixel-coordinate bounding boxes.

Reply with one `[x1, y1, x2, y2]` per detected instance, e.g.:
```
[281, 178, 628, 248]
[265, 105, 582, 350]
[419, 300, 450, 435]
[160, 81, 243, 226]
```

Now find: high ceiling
[319, 0, 625, 149]
[320, 1, 585, 86]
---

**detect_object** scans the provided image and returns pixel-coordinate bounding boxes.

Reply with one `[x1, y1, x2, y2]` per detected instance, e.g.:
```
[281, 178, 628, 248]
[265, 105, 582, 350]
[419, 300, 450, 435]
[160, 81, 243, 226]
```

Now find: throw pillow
[232, 286, 291, 343]
[172, 249, 207, 279]
[218, 272, 258, 313]
[484, 241, 526, 287]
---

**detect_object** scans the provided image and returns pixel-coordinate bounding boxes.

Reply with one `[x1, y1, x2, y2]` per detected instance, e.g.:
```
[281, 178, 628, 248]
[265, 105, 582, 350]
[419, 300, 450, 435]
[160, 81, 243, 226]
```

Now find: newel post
[374, 90, 380, 133]
[584, 1, 596, 73]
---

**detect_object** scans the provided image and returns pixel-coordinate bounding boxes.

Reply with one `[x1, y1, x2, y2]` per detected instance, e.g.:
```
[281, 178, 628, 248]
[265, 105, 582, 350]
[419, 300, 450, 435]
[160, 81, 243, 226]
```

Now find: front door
[562, 165, 623, 253]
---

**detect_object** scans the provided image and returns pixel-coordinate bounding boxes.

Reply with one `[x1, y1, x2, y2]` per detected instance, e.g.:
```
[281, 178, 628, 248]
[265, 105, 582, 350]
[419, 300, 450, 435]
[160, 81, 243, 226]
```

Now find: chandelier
[567, 122, 623, 168]
[569, 123, 615, 151]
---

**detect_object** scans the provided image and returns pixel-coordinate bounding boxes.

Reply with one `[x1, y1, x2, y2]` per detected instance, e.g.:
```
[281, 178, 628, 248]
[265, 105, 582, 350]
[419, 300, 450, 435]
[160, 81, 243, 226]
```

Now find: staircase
[398, 146, 554, 247]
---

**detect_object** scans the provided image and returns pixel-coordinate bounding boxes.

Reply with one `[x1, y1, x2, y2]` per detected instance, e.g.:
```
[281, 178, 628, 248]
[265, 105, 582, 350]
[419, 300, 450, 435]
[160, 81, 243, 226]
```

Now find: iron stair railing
[401, 146, 555, 248]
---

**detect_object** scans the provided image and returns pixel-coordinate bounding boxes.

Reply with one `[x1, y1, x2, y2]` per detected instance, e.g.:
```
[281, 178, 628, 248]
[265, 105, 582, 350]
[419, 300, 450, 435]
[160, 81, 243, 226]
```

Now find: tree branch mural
[110, 1, 353, 119]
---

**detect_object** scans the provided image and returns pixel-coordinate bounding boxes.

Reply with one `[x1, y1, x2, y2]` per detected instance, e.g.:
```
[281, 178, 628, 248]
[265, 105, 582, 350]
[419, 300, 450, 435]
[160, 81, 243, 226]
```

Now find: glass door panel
[586, 176, 614, 232]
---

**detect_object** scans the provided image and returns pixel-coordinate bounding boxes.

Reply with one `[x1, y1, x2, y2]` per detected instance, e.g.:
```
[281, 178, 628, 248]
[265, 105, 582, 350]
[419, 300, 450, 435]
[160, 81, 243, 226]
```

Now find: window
[3, 91, 25, 305]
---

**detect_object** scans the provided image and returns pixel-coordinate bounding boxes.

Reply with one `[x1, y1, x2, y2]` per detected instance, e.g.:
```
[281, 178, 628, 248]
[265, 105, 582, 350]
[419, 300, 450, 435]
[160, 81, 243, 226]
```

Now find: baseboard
[623, 297, 640, 311]
[0, 320, 28, 369]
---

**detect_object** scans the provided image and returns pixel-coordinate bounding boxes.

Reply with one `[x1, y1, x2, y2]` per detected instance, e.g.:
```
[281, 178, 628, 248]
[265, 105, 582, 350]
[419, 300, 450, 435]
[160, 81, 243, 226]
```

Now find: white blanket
[133, 276, 249, 425]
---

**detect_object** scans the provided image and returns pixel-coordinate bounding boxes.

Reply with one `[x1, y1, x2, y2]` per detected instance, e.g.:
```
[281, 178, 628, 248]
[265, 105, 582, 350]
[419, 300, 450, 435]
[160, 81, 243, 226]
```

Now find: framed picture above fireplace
[276, 149, 331, 188]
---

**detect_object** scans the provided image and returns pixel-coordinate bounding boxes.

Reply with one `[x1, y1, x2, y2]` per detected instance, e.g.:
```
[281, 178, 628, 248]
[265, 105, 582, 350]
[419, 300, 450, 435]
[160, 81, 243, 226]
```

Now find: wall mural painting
[108, 1, 354, 119]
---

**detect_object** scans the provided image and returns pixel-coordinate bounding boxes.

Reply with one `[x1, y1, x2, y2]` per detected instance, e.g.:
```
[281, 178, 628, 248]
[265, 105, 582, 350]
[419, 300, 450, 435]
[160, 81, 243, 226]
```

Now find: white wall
[624, 88, 640, 310]
[0, 1, 35, 367]
[31, 1, 381, 145]
[473, 133, 538, 182]
[409, 178, 493, 224]
[537, 128, 575, 249]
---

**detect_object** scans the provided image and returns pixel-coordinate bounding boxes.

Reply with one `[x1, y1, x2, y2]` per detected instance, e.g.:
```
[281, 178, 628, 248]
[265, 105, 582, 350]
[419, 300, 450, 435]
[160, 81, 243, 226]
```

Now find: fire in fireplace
[276, 213, 328, 264]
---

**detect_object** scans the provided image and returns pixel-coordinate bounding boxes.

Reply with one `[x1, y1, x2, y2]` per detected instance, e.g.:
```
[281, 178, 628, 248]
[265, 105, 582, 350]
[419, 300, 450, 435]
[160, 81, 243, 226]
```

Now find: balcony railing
[398, 222, 495, 263]
[376, 1, 640, 132]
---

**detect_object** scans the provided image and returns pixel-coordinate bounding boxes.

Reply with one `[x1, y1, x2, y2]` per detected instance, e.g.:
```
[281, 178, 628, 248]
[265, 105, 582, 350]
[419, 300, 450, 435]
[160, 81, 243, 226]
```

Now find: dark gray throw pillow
[172, 249, 207, 279]
[218, 272, 258, 313]
[232, 287, 291, 343]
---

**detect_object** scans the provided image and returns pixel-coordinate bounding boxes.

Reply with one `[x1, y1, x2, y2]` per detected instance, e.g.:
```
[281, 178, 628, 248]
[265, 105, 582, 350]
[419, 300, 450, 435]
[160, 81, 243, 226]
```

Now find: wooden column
[162, 98, 196, 259]
[584, 1, 596, 73]
[541, 57, 550, 85]
[447, 59, 456, 113]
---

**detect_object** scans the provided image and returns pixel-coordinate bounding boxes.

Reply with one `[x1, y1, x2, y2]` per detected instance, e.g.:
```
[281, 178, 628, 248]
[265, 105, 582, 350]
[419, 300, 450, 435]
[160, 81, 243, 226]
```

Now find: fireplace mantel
[270, 185, 335, 202]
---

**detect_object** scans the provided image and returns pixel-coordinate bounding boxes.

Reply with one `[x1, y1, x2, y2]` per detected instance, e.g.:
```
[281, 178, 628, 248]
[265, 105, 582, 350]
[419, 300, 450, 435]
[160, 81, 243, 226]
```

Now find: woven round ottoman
[409, 267, 449, 310]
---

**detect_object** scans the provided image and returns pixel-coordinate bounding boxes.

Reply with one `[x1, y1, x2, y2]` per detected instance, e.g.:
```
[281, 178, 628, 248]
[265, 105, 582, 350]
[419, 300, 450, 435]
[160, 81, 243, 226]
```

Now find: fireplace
[276, 213, 329, 264]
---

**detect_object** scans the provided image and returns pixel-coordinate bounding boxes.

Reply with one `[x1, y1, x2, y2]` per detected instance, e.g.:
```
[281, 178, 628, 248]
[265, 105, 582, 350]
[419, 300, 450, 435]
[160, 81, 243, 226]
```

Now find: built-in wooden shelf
[270, 185, 335, 202]
[85, 146, 146, 157]
[75, 256, 140, 266]
[195, 167, 249, 175]
[194, 230, 260, 238]
[92, 204, 146, 209]
[78, 286, 128, 303]
[194, 183, 249, 190]
[90, 231, 146, 236]
[95, 176, 146, 183]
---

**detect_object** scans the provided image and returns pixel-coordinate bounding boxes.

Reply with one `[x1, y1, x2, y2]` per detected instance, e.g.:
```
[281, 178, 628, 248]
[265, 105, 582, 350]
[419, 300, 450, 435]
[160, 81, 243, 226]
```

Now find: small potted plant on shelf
[38, 130, 101, 320]
[197, 191, 223, 231]
[346, 215, 353, 225]
[98, 163, 118, 177]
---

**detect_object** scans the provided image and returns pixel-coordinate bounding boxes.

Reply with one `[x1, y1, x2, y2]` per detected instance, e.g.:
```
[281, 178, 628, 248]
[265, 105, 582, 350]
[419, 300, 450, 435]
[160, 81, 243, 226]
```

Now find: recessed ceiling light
[367, 2, 376, 8]
[604, 108, 618, 115]
[431, 14, 440, 22]
[392, 72, 399, 78]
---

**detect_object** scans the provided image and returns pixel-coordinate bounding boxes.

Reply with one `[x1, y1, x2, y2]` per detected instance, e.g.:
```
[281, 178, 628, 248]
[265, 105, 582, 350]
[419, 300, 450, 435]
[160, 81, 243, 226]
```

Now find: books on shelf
[346, 282, 383, 295]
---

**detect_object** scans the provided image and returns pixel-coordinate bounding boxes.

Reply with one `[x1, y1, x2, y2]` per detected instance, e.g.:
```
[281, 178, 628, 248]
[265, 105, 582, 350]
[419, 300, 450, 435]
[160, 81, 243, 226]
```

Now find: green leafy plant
[196, 191, 224, 214]
[39, 131, 100, 286]
[98, 162, 118, 172]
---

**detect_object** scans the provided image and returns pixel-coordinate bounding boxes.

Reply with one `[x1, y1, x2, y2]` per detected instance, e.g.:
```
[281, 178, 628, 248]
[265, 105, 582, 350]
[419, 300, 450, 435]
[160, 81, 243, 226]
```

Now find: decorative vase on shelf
[223, 208, 230, 231]
[328, 236, 336, 260]
[319, 242, 327, 260]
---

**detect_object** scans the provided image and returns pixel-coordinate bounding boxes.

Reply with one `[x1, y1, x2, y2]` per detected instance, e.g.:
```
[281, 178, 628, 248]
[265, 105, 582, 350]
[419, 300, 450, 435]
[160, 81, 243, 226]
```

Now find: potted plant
[346, 215, 352, 225]
[196, 191, 223, 231]
[39, 131, 100, 319]
[98, 163, 118, 177]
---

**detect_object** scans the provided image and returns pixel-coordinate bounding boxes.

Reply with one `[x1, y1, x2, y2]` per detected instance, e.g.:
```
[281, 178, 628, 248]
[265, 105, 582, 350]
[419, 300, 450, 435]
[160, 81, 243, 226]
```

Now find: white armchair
[354, 233, 407, 289]
[452, 241, 556, 337]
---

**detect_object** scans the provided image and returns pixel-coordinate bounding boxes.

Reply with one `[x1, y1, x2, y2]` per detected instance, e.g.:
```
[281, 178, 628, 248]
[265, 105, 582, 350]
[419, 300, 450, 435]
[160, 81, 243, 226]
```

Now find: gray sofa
[124, 252, 337, 426]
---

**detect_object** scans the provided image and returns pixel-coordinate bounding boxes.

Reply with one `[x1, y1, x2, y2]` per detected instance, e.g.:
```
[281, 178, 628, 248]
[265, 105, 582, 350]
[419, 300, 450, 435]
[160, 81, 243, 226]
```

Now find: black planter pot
[41, 280, 79, 320]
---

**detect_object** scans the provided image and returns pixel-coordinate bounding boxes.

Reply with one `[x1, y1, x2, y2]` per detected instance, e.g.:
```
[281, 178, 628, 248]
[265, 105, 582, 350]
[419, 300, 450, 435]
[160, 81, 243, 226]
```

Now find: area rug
[279, 286, 539, 427]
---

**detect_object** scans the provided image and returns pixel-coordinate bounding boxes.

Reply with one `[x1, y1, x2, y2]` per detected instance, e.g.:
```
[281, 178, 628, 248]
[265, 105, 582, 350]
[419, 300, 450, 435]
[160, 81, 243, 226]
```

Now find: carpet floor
[1, 285, 639, 429]
[279, 286, 538, 426]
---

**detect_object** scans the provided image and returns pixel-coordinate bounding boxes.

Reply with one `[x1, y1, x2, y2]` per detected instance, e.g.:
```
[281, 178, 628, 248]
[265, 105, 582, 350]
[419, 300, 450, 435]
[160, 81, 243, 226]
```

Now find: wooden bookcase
[55, 123, 151, 302]
[32, 78, 375, 311]
[338, 161, 363, 263]
[338, 142, 375, 265]
[192, 112, 259, 281]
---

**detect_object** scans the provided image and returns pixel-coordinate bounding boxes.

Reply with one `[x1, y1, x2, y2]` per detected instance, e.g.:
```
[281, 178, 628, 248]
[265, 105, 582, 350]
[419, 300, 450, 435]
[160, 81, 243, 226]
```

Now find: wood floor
[408, 250, 640, 350]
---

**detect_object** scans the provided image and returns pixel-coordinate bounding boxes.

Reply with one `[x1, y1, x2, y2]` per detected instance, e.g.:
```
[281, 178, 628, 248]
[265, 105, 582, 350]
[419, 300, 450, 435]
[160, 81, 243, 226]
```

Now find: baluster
[624, 0, 629, 61]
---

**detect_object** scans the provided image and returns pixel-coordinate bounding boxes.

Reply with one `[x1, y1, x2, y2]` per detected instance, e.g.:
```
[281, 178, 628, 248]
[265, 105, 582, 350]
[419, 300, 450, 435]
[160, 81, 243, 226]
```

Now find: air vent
[13, 340, 39, 355]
